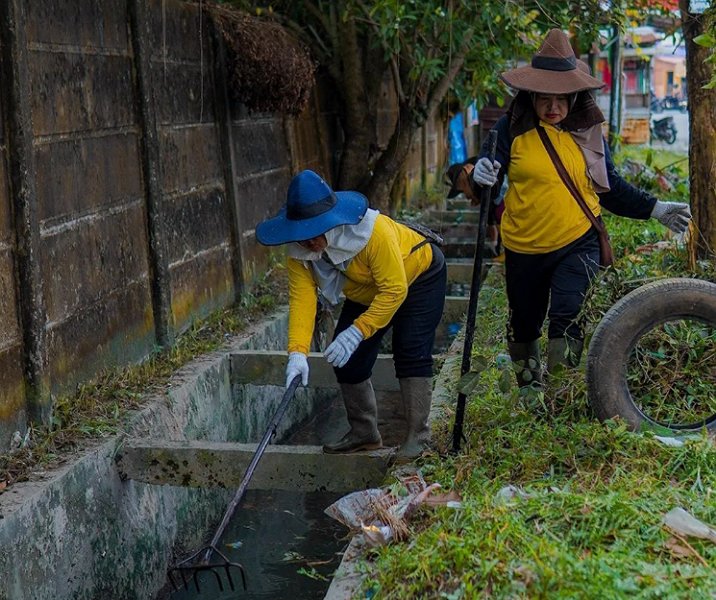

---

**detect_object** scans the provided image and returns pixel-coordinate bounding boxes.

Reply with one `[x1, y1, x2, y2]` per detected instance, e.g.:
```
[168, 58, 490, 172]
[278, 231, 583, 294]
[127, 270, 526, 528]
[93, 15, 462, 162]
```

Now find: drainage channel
[151, 346, 453, 599]
[165, 489, 347, 599]
[128, 352, 403, 599]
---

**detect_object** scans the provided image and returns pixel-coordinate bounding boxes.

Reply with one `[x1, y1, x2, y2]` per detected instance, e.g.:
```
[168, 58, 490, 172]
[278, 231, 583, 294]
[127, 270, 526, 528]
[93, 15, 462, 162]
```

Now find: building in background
[591, 17, 685, 145]
[651, 37, 687, 99]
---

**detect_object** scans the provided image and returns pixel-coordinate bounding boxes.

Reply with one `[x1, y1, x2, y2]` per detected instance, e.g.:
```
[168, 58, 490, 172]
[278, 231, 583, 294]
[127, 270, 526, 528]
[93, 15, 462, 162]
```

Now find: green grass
[363, 149, 716, 598]
[628, 321, 716, 427]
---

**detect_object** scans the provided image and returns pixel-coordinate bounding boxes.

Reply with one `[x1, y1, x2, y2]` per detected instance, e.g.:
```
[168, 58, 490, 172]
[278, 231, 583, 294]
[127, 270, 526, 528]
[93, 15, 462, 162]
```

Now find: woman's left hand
[650, 200, 692, 234]
[325, 325, 364, 368]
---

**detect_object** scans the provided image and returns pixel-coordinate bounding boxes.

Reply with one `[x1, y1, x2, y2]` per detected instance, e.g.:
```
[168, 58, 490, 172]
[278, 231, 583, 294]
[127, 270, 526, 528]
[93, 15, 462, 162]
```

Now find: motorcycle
[661, 95, 688, 113]
[650, 95, 664, 114]
[651, 115, 677, 145]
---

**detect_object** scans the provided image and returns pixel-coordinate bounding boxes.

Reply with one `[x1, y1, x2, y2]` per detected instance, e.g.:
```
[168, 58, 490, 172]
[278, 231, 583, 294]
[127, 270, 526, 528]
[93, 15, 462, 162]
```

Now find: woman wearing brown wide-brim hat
[471, 28, 691, 390]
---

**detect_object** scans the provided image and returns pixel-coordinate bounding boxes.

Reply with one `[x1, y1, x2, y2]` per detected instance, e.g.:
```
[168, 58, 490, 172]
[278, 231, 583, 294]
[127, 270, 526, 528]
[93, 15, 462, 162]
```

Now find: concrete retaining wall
[0, 311, 300, 600]
[0, 0, 457, 450]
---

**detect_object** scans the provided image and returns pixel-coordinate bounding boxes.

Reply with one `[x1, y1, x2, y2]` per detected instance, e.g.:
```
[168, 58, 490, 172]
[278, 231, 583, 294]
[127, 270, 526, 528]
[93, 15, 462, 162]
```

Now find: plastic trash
[662, 507, 716, 543]
[324, 488, 384, 530]
[447, 323, 462, 338]
[325, 472, 461, 547]
[361, 521, 394, 547]
[495, 353, 511, 369]
[495, 484, 531, 504]
[654, 435, 685, 447]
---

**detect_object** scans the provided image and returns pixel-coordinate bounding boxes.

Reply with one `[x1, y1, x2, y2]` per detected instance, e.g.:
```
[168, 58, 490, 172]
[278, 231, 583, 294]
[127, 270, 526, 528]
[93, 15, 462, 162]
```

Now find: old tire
[586, 278, 716, 432]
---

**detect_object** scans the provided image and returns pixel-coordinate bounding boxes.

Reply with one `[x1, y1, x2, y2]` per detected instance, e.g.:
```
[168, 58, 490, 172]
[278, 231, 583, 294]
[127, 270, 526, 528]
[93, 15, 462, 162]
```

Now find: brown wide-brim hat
[501, 29, 604, 94]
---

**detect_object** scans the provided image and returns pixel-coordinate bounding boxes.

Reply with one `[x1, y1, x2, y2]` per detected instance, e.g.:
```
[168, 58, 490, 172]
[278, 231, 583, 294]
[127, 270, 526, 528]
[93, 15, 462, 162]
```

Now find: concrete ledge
[445, 197, 472, 209]
[230, 351, 400, 391]
[442, 241, 497, 259]
[324, 535, 369, 600]
[443, 296, 468, 324]
[116, 439, 393, 492]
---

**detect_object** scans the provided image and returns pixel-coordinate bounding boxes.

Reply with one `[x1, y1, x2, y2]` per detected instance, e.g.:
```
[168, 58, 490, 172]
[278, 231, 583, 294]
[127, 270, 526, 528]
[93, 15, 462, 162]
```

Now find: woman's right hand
[285, 352, 309, 388]
[472, 157, 502, 187]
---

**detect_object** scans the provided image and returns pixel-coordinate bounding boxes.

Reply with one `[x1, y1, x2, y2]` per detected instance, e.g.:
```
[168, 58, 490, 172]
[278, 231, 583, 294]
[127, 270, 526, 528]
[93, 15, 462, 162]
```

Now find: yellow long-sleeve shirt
[287, 215, 434, 354]
[501, 122, 601, 253]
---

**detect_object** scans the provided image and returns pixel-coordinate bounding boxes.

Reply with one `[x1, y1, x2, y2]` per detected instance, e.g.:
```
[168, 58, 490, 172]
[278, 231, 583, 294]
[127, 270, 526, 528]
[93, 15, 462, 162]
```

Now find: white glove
[285, 352, 309, 388]
[472, 157, 501, 187]
[650, 200, 692, 234]
[324, 325, 363, 368]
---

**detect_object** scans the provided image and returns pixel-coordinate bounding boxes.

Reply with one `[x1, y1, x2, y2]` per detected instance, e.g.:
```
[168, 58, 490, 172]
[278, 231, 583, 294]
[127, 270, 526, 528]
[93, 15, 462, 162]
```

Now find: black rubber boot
[547, 337, 584, 373]
[507, 340, 543, 389]
[323, 379, 382, 453]
[396, 377, 432, 460]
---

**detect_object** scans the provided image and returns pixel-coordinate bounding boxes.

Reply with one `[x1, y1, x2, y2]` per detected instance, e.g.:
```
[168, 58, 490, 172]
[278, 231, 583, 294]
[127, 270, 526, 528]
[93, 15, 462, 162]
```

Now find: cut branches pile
[207, 3, 315, 115]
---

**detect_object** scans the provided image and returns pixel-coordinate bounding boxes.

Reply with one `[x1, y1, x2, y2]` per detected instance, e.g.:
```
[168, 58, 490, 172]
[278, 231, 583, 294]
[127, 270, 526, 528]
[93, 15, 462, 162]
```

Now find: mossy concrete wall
[0, 0, 455, 450]
[0, 312, 302, 600]
[0, 0, 330, 447]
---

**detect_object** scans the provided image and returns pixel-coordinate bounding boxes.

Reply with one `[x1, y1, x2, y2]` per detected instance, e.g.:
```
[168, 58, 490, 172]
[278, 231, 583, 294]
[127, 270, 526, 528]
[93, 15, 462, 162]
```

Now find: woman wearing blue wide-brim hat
[256, 170, 446, 458]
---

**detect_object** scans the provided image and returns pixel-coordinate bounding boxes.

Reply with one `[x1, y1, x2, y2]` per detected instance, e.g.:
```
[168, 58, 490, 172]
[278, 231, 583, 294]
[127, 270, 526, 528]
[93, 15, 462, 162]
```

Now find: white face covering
[288, 245, 323, 262]
[285, 209, 380, 306]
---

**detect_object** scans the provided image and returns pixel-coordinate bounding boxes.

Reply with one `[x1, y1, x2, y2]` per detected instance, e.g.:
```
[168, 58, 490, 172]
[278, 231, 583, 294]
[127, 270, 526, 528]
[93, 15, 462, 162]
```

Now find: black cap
[444, 157, 477, 198]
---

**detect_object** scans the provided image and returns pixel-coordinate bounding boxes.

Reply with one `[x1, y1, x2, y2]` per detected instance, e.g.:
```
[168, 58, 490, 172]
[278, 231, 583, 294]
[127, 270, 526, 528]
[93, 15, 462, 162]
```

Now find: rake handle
[202, 374, 303, 563]
[451, 129, 498, 453]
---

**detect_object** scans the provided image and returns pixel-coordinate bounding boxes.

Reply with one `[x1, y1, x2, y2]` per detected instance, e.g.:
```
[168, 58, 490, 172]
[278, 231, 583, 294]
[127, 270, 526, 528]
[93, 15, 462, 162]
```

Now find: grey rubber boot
[547, 337, 584, 373]
[323, 379, 382, 453]
[396, 377, 432, 460]
[507, 340, 543, 389]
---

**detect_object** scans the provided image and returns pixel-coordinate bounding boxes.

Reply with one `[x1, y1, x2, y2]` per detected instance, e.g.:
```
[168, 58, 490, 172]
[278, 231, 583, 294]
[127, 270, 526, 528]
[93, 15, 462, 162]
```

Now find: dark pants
[505, 228, 600, 343]
[333, 245, 447, 384]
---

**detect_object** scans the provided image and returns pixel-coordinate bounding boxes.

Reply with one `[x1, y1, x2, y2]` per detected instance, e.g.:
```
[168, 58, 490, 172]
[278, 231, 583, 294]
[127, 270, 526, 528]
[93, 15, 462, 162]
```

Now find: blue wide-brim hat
[256, 170, 368, 246]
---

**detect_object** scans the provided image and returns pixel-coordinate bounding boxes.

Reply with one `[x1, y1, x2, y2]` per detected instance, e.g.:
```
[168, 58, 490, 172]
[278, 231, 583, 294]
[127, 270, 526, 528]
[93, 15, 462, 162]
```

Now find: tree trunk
[365, 104, 417, 214]
[334, 18, 376, 191]
[680, 1, 716, 260]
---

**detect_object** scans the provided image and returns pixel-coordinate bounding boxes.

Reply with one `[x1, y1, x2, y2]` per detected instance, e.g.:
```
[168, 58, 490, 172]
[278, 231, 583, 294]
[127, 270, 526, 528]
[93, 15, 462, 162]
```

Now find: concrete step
[230, 351, 399, 390]
[442, 240, 499, 259]
[425, 209, 481, 224]
[116, 438, 392, 492]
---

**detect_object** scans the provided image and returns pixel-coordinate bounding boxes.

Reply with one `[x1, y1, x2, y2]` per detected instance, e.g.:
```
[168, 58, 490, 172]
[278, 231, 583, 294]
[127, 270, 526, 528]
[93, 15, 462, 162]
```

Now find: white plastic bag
[662, 507, 716, 543]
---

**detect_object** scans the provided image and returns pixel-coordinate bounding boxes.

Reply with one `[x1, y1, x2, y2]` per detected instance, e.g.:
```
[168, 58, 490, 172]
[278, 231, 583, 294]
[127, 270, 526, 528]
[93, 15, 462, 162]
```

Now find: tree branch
[355, 0, 405, 103]
[425, 29, 474, 117]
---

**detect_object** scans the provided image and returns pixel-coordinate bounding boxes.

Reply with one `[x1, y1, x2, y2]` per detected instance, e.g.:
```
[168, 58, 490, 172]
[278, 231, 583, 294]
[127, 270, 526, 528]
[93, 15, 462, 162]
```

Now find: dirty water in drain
[164, 489, 348, 600]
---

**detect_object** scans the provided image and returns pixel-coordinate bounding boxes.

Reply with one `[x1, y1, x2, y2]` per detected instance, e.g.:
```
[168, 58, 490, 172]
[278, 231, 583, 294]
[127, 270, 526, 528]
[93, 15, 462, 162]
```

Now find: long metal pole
[451, 129, 498, 453]
[202, 375, 302, 562]
[608, 24, 622, 153]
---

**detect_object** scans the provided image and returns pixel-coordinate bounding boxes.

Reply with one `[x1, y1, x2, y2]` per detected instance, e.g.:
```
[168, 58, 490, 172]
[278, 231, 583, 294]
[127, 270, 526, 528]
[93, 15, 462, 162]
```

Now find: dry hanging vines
[207, 3, 315, 115]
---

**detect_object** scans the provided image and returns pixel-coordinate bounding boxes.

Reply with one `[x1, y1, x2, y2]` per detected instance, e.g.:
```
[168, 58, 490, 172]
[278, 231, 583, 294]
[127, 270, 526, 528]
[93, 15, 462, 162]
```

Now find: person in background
[256, 170, 447, 458]
[471, 29, 691, 389]
[447, 99, 468, 166]
[444, 157, 504, 258]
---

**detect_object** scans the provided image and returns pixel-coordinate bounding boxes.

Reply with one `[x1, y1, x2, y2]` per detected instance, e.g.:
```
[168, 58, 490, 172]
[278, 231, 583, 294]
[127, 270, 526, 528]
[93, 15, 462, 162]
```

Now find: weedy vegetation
[364, 147, 716, 598]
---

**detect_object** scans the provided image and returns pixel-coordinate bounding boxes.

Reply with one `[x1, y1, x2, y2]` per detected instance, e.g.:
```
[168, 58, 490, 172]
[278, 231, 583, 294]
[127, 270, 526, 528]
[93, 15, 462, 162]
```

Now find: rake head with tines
[168, 545, 246, 593]
[167, 376, 302, 595]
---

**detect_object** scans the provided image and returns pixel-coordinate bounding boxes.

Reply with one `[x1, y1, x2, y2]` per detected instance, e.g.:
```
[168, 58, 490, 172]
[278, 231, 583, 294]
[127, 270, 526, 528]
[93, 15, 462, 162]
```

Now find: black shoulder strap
[398, 220, 444, 253]
[535, 125, 605, 235]
[410, 238, 431, 253]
